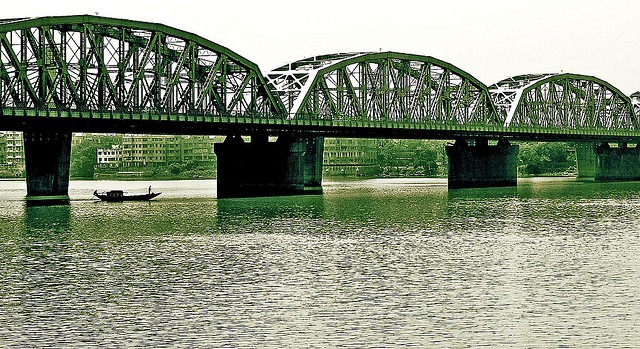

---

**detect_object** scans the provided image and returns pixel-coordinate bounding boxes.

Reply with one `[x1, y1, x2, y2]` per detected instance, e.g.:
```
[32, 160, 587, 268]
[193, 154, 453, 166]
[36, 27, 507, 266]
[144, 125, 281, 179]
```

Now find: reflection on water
[0, 178, 639, 347]
[24, 204, 71, 234]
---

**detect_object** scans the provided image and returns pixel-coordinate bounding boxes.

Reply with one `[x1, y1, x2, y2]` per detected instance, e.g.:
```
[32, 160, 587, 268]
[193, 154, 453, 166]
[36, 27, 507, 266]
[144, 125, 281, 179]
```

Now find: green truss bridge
[0, 15, 638, 202]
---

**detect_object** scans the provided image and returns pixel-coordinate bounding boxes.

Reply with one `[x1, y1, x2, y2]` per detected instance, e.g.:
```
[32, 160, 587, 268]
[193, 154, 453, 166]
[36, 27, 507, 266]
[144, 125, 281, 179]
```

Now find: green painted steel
[490, 74, 637, 132]
[0, 15, 286, 118]
[0, 16, 639, 141]
[268, 52, 501, 127]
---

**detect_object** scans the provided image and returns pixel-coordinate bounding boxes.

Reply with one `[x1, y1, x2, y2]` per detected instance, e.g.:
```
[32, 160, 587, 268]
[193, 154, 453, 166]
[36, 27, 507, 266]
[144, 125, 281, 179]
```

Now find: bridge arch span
[267, 52, 501, 127]
[0, 15, 285, 119]
[489, 73, 636, 131]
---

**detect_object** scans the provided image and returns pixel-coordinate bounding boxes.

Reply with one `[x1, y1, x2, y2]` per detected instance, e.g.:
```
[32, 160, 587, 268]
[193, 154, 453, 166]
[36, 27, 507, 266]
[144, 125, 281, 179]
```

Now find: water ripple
[0, 178, 639, 347]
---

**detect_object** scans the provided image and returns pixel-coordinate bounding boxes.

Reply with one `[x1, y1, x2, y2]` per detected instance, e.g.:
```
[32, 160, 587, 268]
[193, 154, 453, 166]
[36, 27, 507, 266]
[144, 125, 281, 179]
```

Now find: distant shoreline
[0, 173, 579, 181]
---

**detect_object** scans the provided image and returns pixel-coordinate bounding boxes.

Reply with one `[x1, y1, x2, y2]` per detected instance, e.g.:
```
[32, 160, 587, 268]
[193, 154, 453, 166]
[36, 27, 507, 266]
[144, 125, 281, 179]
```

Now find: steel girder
[267, 52, 501, 127]
[631, 92, 640, 117]
[0, 15, 285, 118]
[489, 74, 637, 131]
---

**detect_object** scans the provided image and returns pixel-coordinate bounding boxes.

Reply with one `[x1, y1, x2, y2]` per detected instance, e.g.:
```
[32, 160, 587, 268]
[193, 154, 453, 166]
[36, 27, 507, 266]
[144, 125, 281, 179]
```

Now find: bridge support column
[24, 131, 72, 205]
[594, 142, 640, 181]
[575, 143, 597, 178]
[214, 135, 323, 198]
[446, 138, 518, 189]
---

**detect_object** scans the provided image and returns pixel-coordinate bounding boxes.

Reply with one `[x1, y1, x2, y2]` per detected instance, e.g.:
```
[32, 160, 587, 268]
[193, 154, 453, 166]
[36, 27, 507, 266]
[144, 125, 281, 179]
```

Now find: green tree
[70, 141, 97, 178]
[518, 142, 575, 175]
[378, 139, 446, 176]
[168, 162, 183, 175]
[414, 141, 440, 176]
[70, 135, 122, 178]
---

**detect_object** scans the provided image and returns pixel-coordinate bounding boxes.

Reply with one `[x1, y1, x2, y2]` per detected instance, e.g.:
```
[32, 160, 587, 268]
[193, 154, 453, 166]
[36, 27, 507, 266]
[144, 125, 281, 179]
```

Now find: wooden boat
[93, 189, 161, 202]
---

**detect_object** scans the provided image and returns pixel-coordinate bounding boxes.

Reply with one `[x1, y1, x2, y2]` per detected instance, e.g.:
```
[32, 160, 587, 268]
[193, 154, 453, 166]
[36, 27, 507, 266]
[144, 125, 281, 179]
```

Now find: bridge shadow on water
[447, 185, 519, 200]
[214, 195, 326, 232]
[23, 204, 71, 236]
[212, 178, 637, 235]
[442, 177, 640, 238]
[7, 177, 640, 239]
[447, 177, 640, 201]
[10, 204, 74, 259]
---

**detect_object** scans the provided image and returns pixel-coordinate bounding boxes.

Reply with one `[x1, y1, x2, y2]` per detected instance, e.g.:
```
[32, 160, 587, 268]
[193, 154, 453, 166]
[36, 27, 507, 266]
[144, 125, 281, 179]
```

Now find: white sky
[5, 0, 640, 94]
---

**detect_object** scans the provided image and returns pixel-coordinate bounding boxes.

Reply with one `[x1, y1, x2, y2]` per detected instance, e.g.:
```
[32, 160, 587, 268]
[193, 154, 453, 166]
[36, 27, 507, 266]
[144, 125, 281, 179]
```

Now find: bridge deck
[2, 108, 638, 142]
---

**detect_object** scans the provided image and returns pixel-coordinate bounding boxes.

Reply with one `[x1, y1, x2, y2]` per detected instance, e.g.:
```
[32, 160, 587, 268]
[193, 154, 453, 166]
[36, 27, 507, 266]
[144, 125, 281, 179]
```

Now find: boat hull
[94, 192, 161, 202]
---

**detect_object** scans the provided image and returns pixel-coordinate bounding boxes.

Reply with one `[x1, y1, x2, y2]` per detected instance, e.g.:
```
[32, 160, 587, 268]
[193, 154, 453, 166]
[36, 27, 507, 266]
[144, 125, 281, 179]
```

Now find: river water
[0, 177, 639, 348]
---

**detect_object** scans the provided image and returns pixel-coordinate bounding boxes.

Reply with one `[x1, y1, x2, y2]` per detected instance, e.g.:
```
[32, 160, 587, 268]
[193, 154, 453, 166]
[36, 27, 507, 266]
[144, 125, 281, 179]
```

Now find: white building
[97, 145, 122, 168]
[3, 131, 24, 169]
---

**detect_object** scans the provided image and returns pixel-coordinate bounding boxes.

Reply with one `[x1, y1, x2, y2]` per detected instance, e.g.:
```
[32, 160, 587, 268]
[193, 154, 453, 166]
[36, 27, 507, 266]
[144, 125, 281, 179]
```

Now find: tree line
[69, 135, 216, 179]
[375, 139, 576, 177]
[8, 136, 578, 179]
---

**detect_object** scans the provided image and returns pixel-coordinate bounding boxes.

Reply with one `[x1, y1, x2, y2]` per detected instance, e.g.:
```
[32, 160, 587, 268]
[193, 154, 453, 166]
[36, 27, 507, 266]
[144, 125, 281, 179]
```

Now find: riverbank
[2, 172, 575, 181]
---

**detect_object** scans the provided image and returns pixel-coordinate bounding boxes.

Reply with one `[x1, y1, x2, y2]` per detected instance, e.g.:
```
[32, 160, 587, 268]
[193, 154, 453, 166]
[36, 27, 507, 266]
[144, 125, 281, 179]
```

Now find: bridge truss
[267, 52, 501, 129]
[489, 74, 638, 138]
[0, 15, 638, 141]
[0, 15, 285, 122]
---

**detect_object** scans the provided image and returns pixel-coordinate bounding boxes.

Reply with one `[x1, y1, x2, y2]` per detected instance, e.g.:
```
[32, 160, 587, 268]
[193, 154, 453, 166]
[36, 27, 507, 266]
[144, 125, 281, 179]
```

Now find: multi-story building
[119, 134, 217, 168]
[3, 131, 24, 170]
[323, 138, 381, 177]
[178, 135, 218, 164]
[0, 131, 25, 176]
[0, 133, 6, 165]
[0, 132, 219, 177]
[121, 135, 163, 168]
[1, 132, 390, 178]
[96, 145, 123, 169]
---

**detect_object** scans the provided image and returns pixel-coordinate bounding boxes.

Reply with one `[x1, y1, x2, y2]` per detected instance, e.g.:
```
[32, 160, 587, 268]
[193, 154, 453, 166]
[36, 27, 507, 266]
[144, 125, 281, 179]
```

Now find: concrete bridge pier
[214, 135, 323, 198]
[446, 138, 519, 189]
[575, 142, 597, 178]
[24, 130, 72, 205]
[593, 142, 640, 181]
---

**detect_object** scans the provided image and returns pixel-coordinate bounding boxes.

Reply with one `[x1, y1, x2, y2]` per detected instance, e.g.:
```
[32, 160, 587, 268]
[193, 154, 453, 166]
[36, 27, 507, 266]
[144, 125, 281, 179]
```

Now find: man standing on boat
[148, 186, 152, 194]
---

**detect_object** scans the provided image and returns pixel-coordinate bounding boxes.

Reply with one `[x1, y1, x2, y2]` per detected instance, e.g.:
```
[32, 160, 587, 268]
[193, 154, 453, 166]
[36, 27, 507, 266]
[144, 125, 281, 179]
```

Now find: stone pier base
[594, 143, 640, 181]
[214, 135, 323, 198]
[24, 131, 72, 205]
[575, 143, 597, 178]
[446, 139, 519, 189]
